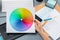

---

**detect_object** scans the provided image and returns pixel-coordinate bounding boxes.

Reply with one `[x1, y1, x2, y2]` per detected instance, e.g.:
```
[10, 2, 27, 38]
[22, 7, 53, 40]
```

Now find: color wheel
[9, 8, 34, 31]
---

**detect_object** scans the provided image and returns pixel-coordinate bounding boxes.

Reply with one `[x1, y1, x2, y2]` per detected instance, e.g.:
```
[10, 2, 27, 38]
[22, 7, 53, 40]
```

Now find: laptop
[0, 23, 25, 40]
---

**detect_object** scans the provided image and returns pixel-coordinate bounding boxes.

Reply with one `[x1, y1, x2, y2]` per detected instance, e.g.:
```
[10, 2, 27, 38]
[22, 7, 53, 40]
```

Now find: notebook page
[43, 9, 60, 40]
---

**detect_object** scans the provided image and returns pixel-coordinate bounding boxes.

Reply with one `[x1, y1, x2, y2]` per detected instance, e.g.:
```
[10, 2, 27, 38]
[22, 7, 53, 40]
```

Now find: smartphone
[35, 15, 42, 22]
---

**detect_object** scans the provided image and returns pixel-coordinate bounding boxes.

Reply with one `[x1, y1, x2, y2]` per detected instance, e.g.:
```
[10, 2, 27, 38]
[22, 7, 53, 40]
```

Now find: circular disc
[9, 8, 34, 31]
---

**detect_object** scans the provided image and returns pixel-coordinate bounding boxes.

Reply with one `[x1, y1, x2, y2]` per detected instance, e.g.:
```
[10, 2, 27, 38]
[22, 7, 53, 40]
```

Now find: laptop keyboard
[0, 23, 25, 40]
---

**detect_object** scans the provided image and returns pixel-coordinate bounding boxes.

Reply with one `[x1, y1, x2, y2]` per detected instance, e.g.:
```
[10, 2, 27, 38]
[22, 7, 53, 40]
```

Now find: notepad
[36, 6, 53, 20]
[36, 6, 60, 40]
[43, 9, 60, 40]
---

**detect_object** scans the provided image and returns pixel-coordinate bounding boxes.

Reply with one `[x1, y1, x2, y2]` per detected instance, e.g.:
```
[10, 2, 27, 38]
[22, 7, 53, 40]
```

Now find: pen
[44, 18, 52, 21]
[44, 16, 56, 21]
[42, 16, 56, 26]
[42, 18, 52, 26]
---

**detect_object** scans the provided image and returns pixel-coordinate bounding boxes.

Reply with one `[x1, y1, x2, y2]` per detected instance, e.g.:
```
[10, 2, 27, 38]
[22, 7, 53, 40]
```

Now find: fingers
[41, 21, 48, 26]
[34, 20, 42, 26]
[34, 20, 48, 27]
[34, 20, 43, 32]
[34, 20, 49, 36]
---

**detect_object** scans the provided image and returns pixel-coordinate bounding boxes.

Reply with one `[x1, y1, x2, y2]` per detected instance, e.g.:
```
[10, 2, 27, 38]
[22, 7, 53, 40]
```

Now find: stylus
[44, 18, 52, 21]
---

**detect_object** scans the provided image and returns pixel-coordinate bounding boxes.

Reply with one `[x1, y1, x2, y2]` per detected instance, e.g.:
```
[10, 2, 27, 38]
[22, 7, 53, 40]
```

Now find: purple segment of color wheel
[12, 19, 29, 31]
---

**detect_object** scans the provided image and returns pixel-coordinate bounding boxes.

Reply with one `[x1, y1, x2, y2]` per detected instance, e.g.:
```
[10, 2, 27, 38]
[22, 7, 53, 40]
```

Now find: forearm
[38, 29, 50, 40]
[35, 20, 50, 40]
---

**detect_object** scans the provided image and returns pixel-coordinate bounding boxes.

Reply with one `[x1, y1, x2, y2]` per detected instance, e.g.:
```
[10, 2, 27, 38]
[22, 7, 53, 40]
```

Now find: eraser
[46, 0, 57, 9]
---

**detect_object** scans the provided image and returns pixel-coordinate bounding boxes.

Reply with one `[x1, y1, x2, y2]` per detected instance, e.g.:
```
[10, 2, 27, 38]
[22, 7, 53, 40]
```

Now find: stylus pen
[44, 18, 52, 21]
[44, 16, 57, 21]
[42, 16, 57, 26]
[42, 18, 52, 26]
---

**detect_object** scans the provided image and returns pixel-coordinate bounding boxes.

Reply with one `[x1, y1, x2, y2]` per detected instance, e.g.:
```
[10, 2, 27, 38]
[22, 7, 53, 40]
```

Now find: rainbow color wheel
[9, 8, 34, 31]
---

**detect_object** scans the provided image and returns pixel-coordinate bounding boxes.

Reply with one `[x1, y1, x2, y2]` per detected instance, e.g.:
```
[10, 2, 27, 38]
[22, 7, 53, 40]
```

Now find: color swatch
[9, 8, 34, 31]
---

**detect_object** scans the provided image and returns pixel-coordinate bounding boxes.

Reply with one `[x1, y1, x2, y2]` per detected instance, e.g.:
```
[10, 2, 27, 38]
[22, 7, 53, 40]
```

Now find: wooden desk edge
[35, 3, 45, 12]
[55, 4, 60, 12]
[35, 3, 60, 12]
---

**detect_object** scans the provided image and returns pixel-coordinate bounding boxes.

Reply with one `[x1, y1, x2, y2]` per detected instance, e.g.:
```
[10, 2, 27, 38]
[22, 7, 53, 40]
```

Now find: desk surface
[16, 0, 60, 40]
[35, 3, 60, 12]
[0, 0, 60, 40]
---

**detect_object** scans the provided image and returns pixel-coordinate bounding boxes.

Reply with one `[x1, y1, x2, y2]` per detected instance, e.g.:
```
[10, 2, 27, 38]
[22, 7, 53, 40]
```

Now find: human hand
[34, 20, 43, 33]
[34, 20, 50, 40]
